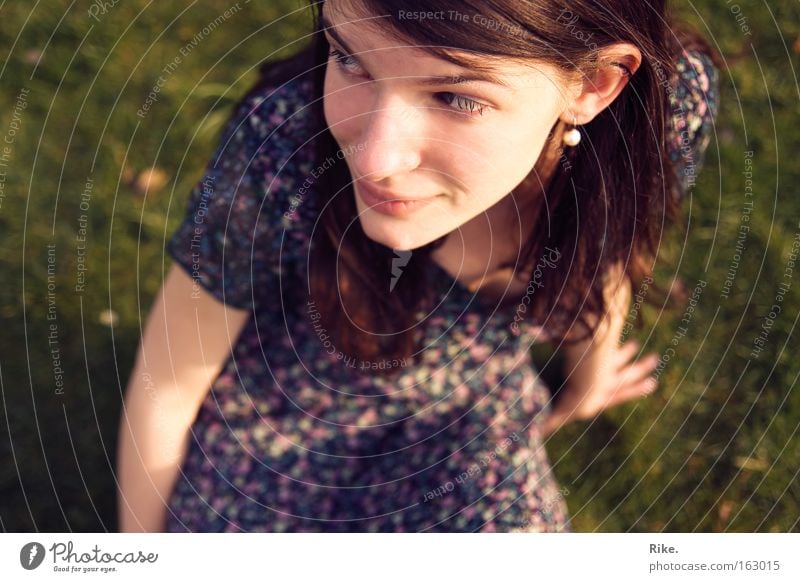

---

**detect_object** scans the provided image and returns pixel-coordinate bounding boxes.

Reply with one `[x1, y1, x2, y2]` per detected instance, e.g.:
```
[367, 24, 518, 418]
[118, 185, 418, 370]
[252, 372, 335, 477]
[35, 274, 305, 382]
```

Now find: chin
[358, 214, 437, 252]
[359, 217, 417, 251]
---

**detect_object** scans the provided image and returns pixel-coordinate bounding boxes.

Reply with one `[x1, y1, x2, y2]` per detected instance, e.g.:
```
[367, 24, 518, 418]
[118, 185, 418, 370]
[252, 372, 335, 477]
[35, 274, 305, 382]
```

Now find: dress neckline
[426, 257, 551, 345]
[427, 258, 520, 324]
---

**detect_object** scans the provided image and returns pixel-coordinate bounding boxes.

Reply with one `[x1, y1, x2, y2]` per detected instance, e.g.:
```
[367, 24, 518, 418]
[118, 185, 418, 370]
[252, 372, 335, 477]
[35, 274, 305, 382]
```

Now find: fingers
[621, 353, 659, 385]
[608, 365, 660, 410]
[614, 340, 659, 381]
[604, 380, 653, 409]
[599, 342, 661, 410]
[553, 340, 662, 423]
[615, 339, 642, 363]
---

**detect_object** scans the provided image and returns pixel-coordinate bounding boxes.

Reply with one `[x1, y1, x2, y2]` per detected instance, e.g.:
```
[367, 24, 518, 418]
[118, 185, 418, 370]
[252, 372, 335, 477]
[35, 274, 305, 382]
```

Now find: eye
[327, 44, 489, 118]
[435, 92, 489, 117]
[328, 47, 367, 78]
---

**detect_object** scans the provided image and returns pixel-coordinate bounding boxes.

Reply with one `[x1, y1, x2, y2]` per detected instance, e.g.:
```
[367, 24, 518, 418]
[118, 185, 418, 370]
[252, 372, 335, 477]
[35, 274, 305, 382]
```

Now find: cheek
[484, 112, 558, 177]
[449, 118, 553, 203]
[323, 69, 365, 143]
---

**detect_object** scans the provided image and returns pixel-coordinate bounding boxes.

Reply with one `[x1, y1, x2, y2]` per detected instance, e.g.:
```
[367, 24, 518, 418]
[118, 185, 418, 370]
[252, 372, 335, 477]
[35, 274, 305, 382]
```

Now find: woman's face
[322, 2, 574, 251]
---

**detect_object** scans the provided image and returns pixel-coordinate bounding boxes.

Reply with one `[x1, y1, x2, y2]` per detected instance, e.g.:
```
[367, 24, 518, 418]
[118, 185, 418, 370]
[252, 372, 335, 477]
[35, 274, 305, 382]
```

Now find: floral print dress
[163, 49, 718, 532]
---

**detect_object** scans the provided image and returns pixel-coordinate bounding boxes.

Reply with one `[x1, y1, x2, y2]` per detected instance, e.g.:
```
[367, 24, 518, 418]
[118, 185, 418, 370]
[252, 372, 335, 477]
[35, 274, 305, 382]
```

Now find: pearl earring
[562, 115, 581, 147]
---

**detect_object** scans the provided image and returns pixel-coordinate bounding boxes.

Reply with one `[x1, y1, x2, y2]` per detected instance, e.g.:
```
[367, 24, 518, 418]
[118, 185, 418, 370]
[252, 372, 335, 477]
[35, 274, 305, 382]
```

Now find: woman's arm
[116, 264, 251, 532]
[541, 263, 660, 437]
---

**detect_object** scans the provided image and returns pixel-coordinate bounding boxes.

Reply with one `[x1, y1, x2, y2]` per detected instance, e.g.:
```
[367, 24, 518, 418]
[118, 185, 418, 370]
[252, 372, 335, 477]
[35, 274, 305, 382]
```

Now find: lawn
[0, 0, 797, 532]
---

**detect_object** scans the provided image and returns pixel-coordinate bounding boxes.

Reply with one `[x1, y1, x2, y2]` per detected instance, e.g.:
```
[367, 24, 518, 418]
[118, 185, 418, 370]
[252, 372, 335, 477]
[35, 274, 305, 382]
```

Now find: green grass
[0, 0, 797, 532]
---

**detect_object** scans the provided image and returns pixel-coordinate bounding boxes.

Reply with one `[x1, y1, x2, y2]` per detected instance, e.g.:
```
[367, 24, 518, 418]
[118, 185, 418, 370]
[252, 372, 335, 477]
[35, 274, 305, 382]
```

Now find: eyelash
[327, 47, 489, 118]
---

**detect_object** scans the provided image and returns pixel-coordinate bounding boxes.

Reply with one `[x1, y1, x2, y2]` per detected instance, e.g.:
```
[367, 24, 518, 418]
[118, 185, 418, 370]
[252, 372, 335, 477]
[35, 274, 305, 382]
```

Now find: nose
[350, 94, 423, 182]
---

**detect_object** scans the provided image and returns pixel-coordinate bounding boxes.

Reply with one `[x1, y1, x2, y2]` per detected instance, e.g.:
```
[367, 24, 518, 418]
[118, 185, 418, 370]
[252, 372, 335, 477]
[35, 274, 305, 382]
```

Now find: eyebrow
[320, 12, 513, 91]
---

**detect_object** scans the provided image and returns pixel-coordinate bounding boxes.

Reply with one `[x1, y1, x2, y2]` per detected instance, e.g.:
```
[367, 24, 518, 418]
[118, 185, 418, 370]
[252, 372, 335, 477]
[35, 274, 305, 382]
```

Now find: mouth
[355, 181, 440, 217]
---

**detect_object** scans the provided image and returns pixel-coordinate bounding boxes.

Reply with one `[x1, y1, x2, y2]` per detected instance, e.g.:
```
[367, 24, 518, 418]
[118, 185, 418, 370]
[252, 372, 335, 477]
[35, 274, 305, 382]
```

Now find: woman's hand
[541, 339, 660, 437]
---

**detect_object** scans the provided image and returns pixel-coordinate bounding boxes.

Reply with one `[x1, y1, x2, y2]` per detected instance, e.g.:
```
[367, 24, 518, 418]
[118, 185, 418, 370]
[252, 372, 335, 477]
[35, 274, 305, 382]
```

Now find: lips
[355, 180, 439, 217]
[356, 180, 429, 203]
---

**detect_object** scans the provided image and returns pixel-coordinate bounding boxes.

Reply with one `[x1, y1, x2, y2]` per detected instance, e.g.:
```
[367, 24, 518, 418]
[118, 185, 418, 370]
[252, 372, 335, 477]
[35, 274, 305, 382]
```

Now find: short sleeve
[166, 75, 317, 310]
[666, 49, 720, 198]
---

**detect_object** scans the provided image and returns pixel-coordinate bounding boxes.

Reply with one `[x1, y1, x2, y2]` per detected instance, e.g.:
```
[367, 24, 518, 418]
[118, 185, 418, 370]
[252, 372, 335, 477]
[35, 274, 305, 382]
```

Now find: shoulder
[166, 65, 323, 309]
[221, 66, 323, 231]
[670, 48, 719, 124]
[235, 72, 318, 148]
[666, 48, 720, 194]
[227, 68, 320, 177]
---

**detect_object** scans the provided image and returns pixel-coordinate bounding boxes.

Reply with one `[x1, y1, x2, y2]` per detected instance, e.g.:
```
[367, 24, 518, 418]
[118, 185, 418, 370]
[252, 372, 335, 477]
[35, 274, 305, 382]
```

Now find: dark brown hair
[237, 0, 720, 373]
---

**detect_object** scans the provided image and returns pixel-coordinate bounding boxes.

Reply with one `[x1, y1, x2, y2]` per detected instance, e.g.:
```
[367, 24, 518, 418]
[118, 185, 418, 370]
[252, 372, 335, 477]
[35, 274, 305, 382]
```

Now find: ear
[560, 43, 642, 125]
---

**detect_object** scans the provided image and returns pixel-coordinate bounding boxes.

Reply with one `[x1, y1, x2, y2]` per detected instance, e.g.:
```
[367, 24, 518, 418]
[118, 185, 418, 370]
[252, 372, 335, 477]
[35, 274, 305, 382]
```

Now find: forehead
[321, 1, 566, 91]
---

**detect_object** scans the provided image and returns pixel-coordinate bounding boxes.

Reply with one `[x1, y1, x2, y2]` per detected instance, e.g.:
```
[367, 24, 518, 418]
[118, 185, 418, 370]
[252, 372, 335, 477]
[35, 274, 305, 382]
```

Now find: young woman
[117, 0, 719, 532]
